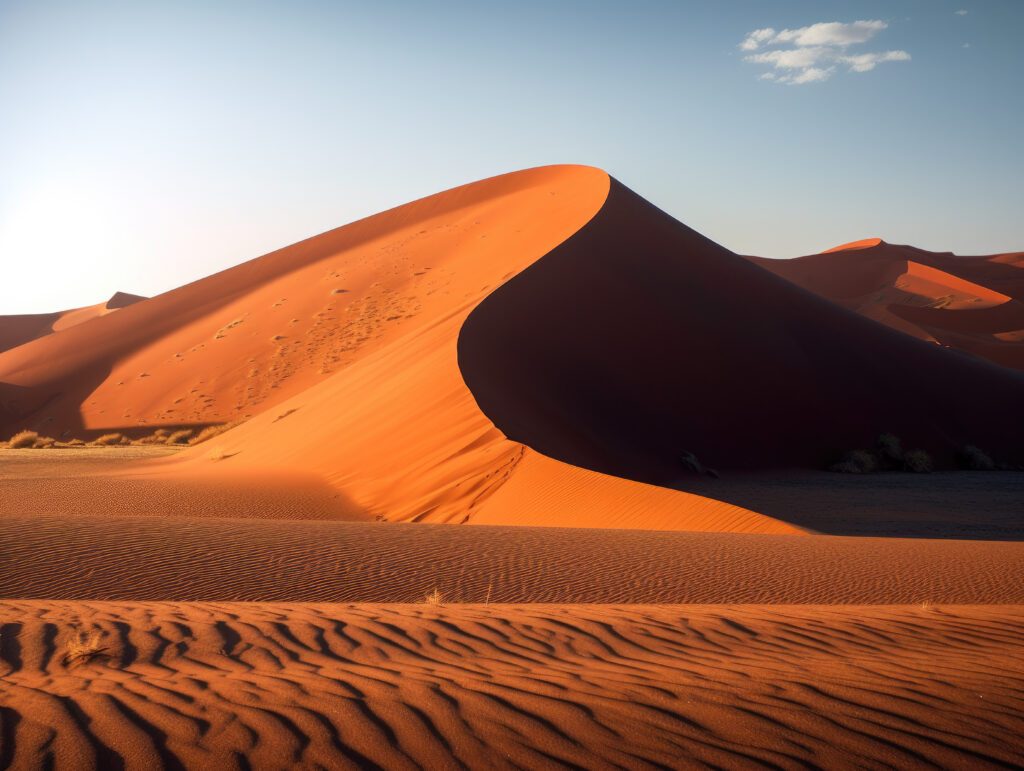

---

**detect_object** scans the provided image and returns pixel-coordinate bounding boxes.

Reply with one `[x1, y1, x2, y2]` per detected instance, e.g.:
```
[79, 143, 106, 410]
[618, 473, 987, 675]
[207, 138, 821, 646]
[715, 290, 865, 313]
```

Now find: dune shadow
[678, 471, 1024, 540]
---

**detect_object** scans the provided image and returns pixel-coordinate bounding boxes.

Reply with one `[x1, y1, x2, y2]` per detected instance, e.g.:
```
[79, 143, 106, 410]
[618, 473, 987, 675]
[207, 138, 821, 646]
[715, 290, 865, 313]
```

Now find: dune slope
[460, 182, 1024, 486]
[754, 240, 1024, 371]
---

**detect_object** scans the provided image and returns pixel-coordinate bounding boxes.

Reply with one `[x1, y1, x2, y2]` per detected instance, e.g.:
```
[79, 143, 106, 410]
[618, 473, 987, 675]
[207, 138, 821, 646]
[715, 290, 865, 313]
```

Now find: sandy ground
[1, 602, 1022, 769]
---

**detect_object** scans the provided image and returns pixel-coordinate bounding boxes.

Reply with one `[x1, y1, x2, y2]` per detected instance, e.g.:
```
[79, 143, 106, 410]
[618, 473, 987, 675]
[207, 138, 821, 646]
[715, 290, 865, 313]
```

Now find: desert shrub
[829, 449, 878, 474]
[134, 429, 172, 445]
[903, 449, 933, 473]
[32, 435, 56, 448]
[7, 430, 39, 449]
[165, 429, 194, 445]
[92, 433, 128, 446]
[189, 422, 242, 446]
[875, 433, 904, 469]
[62, 629, 108, 667]
[66, 438, 86, 447]
[958, 445, 995, 471]
[423, 588, 444, 606]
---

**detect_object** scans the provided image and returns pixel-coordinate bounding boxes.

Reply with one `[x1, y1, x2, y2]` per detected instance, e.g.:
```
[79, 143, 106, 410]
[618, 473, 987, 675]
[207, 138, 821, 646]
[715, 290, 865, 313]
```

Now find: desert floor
[2, 450, 1023, 768]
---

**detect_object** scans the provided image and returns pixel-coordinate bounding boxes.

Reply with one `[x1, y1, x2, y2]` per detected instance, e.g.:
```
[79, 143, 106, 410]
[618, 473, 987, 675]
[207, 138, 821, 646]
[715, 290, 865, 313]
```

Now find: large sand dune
[3, 166, 1021, 533]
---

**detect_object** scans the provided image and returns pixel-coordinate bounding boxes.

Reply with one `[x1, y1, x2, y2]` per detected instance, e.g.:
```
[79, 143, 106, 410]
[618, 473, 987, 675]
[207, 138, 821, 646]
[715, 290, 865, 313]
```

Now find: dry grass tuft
[424, 588, 444, 606]
[7, 430, 40, 449]
[5, 430, 58, 449]
[903, 449, 934, 474]
[91, 433, 128, 446]
[189, 422, 242, 445]
[165, 429, 195, 445]
[62, 629, 108, 667]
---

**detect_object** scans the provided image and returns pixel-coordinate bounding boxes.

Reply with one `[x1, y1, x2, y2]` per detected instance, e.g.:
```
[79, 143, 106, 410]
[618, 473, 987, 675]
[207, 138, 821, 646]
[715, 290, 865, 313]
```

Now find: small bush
[875, 433, 904, 470]
[165, 429, 194, 445]
[829, 449, 878, 474]
[903, 449, 933, 473]
[189, 422, 241, 446]
[958, 445, 995, 471]
[92, 433, 128, 446]
[7, 430, 39, 449]
[62, 629, 108, 667]
[32, 436, 56, 448]
[423, 588, 444, 606]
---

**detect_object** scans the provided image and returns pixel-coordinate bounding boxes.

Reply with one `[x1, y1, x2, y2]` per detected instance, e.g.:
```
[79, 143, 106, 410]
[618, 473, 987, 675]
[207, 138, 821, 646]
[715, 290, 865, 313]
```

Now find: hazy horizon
[2, 0, 1022, 313]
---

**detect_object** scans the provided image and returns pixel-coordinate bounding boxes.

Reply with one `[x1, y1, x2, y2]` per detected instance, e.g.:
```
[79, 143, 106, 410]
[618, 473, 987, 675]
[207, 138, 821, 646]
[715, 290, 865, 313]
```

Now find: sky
[1, 0, 1022, 313]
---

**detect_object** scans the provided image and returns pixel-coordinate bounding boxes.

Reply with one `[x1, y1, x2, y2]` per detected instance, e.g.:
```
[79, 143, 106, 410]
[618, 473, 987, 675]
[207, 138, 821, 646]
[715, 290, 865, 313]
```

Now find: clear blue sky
[2, 0, 1021, 313]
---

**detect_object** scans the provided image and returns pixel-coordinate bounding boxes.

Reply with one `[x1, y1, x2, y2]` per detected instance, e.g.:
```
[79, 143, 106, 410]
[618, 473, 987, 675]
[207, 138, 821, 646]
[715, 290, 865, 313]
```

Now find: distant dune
[0, 292, 145, 354]
[752, 240, 1024, 371]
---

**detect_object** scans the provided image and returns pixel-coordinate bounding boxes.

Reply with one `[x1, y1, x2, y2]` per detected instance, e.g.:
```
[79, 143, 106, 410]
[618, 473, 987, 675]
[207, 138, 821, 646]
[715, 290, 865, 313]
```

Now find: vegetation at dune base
[2, 421, 244, 450]
[830, 433, 933, 474]
[830, 433, 1021, 474]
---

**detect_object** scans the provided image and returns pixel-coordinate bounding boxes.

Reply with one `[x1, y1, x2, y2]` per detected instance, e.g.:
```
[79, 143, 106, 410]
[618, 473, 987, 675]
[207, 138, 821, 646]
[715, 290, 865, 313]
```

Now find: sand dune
[3, 167, 1020, 534]
[2, 602, 1022, 769]
[754, 240, 1024, 371]
[0, 292, 144, 355]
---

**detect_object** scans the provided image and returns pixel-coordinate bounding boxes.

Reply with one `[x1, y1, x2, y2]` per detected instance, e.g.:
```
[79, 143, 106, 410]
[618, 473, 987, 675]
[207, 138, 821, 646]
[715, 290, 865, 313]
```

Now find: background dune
[753, 240, 1024, 371]
[0, 292, 144, 356]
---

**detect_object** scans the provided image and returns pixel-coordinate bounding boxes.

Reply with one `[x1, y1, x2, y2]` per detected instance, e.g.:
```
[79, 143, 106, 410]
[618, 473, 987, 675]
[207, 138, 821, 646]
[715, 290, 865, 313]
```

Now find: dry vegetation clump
[5, 430, 58, 449]
[91, 433, 129, 446]
[830, 434, 932, 474]
[62, 628, 109, 667]
[829, 449, 878, 474]
[903, 449, 934, 474]
[166, 429, 195, 445]
[189, 421, 242, 445]
[134, 428, 171, 445]
[7, 430, 40, 448]
[424, 588, 444, 606]
[958, 444, 995, 471]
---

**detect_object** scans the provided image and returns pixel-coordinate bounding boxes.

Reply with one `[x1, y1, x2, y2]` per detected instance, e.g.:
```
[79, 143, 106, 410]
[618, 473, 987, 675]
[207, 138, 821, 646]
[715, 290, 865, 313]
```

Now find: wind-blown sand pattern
[3, 517, 1024, 604]
[2, 603, 1022, 769]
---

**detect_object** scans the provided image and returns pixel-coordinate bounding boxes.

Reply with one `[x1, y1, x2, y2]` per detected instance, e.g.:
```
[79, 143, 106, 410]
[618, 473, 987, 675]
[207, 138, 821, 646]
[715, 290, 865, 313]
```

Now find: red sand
[754, 240, 1024, 371]
[2, 166, 1023, 767]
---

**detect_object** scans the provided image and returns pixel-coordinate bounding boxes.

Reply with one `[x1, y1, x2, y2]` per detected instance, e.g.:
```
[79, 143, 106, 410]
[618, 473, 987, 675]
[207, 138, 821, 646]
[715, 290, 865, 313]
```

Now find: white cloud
[955, 9, 968, 16]
[740, 27, 777, 51]
[741, 20, 886, 51]
[740, 19, 910, 85]
[839, 50, 912, 72]
[785, 67, 836, 84]
[745, 46, 829, 70]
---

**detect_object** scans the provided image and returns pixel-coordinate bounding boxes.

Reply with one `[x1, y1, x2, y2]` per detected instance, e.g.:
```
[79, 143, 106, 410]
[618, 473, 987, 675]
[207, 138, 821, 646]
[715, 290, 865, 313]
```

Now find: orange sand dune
[754, 240, 1024, 370]
[3, 166, 1023, 532]
[0, 292, 144, 355]
[2, 602, 1022, 769]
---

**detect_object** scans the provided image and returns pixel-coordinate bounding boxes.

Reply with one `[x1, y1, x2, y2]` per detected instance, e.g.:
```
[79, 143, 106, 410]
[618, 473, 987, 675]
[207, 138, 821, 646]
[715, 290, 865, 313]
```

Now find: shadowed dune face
[754, 242, 1024, 371]
[459, 180, 1024, 484]
[1, 602, 1022, 769]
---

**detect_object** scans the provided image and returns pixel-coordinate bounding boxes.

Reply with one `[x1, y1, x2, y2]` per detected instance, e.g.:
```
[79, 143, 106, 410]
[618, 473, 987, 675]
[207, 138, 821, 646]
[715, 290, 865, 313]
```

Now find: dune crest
[755, 240, 1024, 370]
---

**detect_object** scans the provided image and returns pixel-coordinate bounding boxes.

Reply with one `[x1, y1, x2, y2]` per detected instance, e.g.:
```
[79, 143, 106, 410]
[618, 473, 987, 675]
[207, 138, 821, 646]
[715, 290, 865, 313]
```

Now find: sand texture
[2, 602, 1023, 770]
